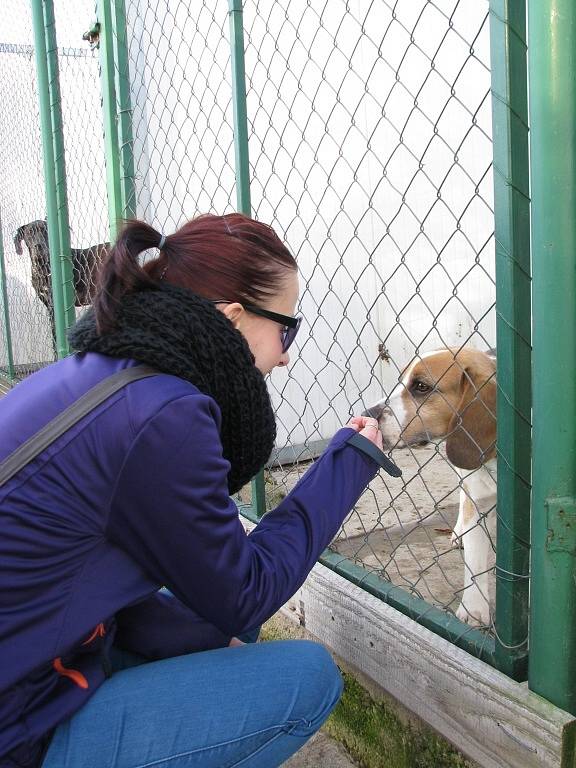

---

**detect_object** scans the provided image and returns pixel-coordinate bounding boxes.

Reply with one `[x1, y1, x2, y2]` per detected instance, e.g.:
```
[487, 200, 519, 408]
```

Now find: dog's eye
[411, 380, 432, 394]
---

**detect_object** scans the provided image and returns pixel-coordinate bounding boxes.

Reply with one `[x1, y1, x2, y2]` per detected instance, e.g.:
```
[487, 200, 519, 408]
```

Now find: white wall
[244, 1, 495, 447]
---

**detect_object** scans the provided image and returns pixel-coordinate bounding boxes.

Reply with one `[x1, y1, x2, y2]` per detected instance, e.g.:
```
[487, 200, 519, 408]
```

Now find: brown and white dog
[364, 347, 497, 626]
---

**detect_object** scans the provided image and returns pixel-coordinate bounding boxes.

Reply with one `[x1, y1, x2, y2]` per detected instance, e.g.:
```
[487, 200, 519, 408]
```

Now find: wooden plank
[282, 563, 576, 768]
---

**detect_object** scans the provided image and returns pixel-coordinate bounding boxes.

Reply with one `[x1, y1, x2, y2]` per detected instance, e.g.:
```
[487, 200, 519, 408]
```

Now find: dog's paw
[451, 530, 464, 549]
[456, 601, 490, 627]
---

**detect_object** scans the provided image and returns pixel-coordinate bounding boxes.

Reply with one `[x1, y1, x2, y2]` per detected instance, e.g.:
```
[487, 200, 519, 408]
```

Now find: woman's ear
[445, 365, 497, 470]
[220, 302, 245, 329]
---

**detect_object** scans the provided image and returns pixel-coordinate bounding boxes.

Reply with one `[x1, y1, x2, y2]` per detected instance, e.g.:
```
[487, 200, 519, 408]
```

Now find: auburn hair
[93, 213, 297, 333]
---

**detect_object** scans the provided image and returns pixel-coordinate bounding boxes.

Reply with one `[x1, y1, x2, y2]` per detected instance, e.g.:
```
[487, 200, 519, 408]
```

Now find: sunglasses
[210, 301, 302, 353]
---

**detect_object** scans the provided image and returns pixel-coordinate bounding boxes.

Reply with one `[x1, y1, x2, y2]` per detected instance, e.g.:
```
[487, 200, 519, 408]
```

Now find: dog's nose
[362, 406, 383, 420]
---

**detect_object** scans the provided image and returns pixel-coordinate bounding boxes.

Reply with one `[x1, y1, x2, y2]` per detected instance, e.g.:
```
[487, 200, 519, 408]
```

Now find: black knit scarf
[68, 284, 276, 494]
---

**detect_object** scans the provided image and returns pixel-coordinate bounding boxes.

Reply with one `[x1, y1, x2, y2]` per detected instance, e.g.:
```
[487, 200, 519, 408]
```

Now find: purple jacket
[0, 352, 379, 767]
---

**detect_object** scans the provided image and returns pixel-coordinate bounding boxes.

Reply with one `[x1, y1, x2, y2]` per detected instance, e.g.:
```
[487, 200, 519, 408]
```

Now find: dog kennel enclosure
[1, 1, 575, 764]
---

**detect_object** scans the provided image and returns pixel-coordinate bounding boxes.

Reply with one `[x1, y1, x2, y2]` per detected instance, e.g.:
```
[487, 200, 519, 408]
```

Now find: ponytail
[93, 212, 297, 334]
[93, 219, 165, 333]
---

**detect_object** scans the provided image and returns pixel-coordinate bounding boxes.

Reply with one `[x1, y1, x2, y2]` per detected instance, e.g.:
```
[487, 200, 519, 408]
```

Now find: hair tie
[158, 234, 166, 250]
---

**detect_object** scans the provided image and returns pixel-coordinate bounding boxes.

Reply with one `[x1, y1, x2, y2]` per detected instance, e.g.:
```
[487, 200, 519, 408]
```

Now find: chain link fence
[121, 0, 505, 655]
[0, 2, 50, 379]
[240, 0, 500, 644]
[0, 0, 108, 382]
[125, 0, 237, 227]
[0, 0, 530, 668]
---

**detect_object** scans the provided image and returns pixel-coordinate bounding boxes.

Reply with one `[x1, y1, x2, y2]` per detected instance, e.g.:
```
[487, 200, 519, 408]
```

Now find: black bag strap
[0, 365, 159, 488]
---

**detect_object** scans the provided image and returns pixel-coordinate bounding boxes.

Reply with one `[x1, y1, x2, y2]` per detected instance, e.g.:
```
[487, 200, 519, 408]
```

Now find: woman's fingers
[346, 415, 378, 430]
[346, 416, 383, 448]
[360, 421, 383, 449]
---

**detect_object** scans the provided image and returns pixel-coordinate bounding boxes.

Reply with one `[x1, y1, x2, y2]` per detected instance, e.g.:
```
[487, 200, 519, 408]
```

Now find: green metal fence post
[31, 0, 76, 358]
[97, 0, 125, 241]
[528, 0, 576, 714]
[112, 0, 135, 220]
[489, 0, 531, 680]
[228, 0, 266, 517]
[0, 212, 15, 383]
[43, 0, 75, 339]
[228, 0, 251, 215]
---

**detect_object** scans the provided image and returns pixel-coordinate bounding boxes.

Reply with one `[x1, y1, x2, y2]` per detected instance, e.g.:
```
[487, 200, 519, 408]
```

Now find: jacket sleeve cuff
[343, 431, 402, 477]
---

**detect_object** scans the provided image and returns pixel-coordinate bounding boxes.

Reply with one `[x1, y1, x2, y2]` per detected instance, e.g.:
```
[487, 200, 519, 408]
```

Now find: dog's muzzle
[361, 405, 386, 420]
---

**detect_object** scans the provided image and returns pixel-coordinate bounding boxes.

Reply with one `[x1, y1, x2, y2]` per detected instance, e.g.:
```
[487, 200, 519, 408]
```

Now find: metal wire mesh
[0, 0, 108, 380]
[0, 2, 52, 378]
[0, 0, 527, 654]
[125, 0, 237, 228]
[54, 2, 109, 319]
[239, 0, 500, 636]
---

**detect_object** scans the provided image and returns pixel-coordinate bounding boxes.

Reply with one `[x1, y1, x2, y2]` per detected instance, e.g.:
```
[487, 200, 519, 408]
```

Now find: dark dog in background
[14, 220, 109, 353]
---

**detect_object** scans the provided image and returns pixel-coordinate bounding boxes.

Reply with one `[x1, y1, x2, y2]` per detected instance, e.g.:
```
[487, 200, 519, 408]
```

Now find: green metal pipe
[528, 0, 576, 713]
[228, 0, 266, 515]
[42, 0, 75, 342]
[111, 0, 136, 220]
[228, 0, 252, 215]
[31, 0, 75, 358]
[489, 0, 531, 681]
[0, 212, 15, 382]
[97, 0, 123, 242]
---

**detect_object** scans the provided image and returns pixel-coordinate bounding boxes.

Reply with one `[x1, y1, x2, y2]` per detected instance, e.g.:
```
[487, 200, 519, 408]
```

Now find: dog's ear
[445, 361, 497, 470]
[14, 226, 25, 255]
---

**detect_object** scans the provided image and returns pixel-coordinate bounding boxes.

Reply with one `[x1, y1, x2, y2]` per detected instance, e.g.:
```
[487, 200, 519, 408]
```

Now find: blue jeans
[42, 639, 343, 767]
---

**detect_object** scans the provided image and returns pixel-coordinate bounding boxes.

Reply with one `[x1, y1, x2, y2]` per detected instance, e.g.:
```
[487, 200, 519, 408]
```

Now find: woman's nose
[277, 351, 290, 367]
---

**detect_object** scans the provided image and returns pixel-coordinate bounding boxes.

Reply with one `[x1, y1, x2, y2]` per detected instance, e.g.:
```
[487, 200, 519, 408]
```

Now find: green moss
[238, 471, 286, 508]
[325, 669, 474, 768]
[261, 617, 302, 642]
[264, 470, 286, 506]
[261, 619, 475, 768]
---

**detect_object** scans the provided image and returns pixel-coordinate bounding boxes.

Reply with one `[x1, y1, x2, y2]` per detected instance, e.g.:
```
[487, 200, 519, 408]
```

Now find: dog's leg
[455, 496, 492, 626]
[451, 487, 466, 549]
[46, 300, 57, 360]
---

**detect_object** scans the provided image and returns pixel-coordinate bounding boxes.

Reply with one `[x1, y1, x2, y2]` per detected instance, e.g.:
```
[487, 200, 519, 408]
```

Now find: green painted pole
[489, 1, 531, 680]
[228, 0, 252, 215]
[528, 0, 576, 713]
[0, 211, 15, 382]
[42, 0, 75, 342]
[111, 0, 135, 220]
[97, 0, 123, 241]
[228, 0, 266, 516]
[31, 0, 75, 358]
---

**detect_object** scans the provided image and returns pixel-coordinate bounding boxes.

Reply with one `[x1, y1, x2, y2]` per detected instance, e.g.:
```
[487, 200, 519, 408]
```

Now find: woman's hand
[346, 416, 383, 450]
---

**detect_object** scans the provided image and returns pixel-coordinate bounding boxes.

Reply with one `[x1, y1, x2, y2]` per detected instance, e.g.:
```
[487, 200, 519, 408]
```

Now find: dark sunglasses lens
[282, 317, 301, 352]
